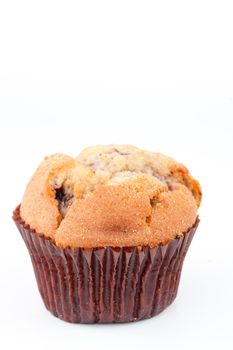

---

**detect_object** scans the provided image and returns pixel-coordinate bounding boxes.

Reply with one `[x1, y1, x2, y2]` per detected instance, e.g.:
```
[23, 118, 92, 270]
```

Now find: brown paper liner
[13, 206, 199, 323]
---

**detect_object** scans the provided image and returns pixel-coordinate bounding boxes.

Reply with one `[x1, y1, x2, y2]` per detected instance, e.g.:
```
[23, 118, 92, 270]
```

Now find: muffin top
[20, 145, 201, 249]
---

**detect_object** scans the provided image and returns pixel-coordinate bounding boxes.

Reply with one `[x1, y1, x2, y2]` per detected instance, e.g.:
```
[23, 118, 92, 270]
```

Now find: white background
[0, 1, 233, 349]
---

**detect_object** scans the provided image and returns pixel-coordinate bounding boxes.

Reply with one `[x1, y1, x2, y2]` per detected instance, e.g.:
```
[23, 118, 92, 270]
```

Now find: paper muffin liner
[13, 206, 199, 323]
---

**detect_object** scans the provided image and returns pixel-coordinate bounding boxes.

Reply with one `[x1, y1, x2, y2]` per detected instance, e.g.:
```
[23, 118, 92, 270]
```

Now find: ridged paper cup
[13, 205, 199, 323]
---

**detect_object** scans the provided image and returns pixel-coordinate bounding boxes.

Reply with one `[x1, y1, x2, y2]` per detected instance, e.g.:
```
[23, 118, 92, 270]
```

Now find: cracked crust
[20, 145, 201, 248]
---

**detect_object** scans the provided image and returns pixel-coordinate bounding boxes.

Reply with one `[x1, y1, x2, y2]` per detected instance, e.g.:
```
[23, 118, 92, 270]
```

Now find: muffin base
[13, 206, 199, 323]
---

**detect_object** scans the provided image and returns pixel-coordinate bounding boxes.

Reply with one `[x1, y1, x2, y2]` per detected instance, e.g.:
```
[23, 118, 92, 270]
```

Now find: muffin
[13, 145, 201, 323]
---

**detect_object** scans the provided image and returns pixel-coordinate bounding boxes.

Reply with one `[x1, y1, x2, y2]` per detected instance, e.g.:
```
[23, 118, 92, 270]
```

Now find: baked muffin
[13, 145, 201, 323]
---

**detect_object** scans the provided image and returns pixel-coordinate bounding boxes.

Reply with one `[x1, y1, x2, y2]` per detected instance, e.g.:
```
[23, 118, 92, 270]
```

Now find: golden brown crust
[20, 154, 75, 238]
[55, 183, 197, 248]
[20, 145, 201, 248]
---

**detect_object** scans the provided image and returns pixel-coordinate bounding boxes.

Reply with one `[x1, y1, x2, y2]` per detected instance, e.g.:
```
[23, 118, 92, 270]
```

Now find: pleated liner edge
[13, 205, 199, 323]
